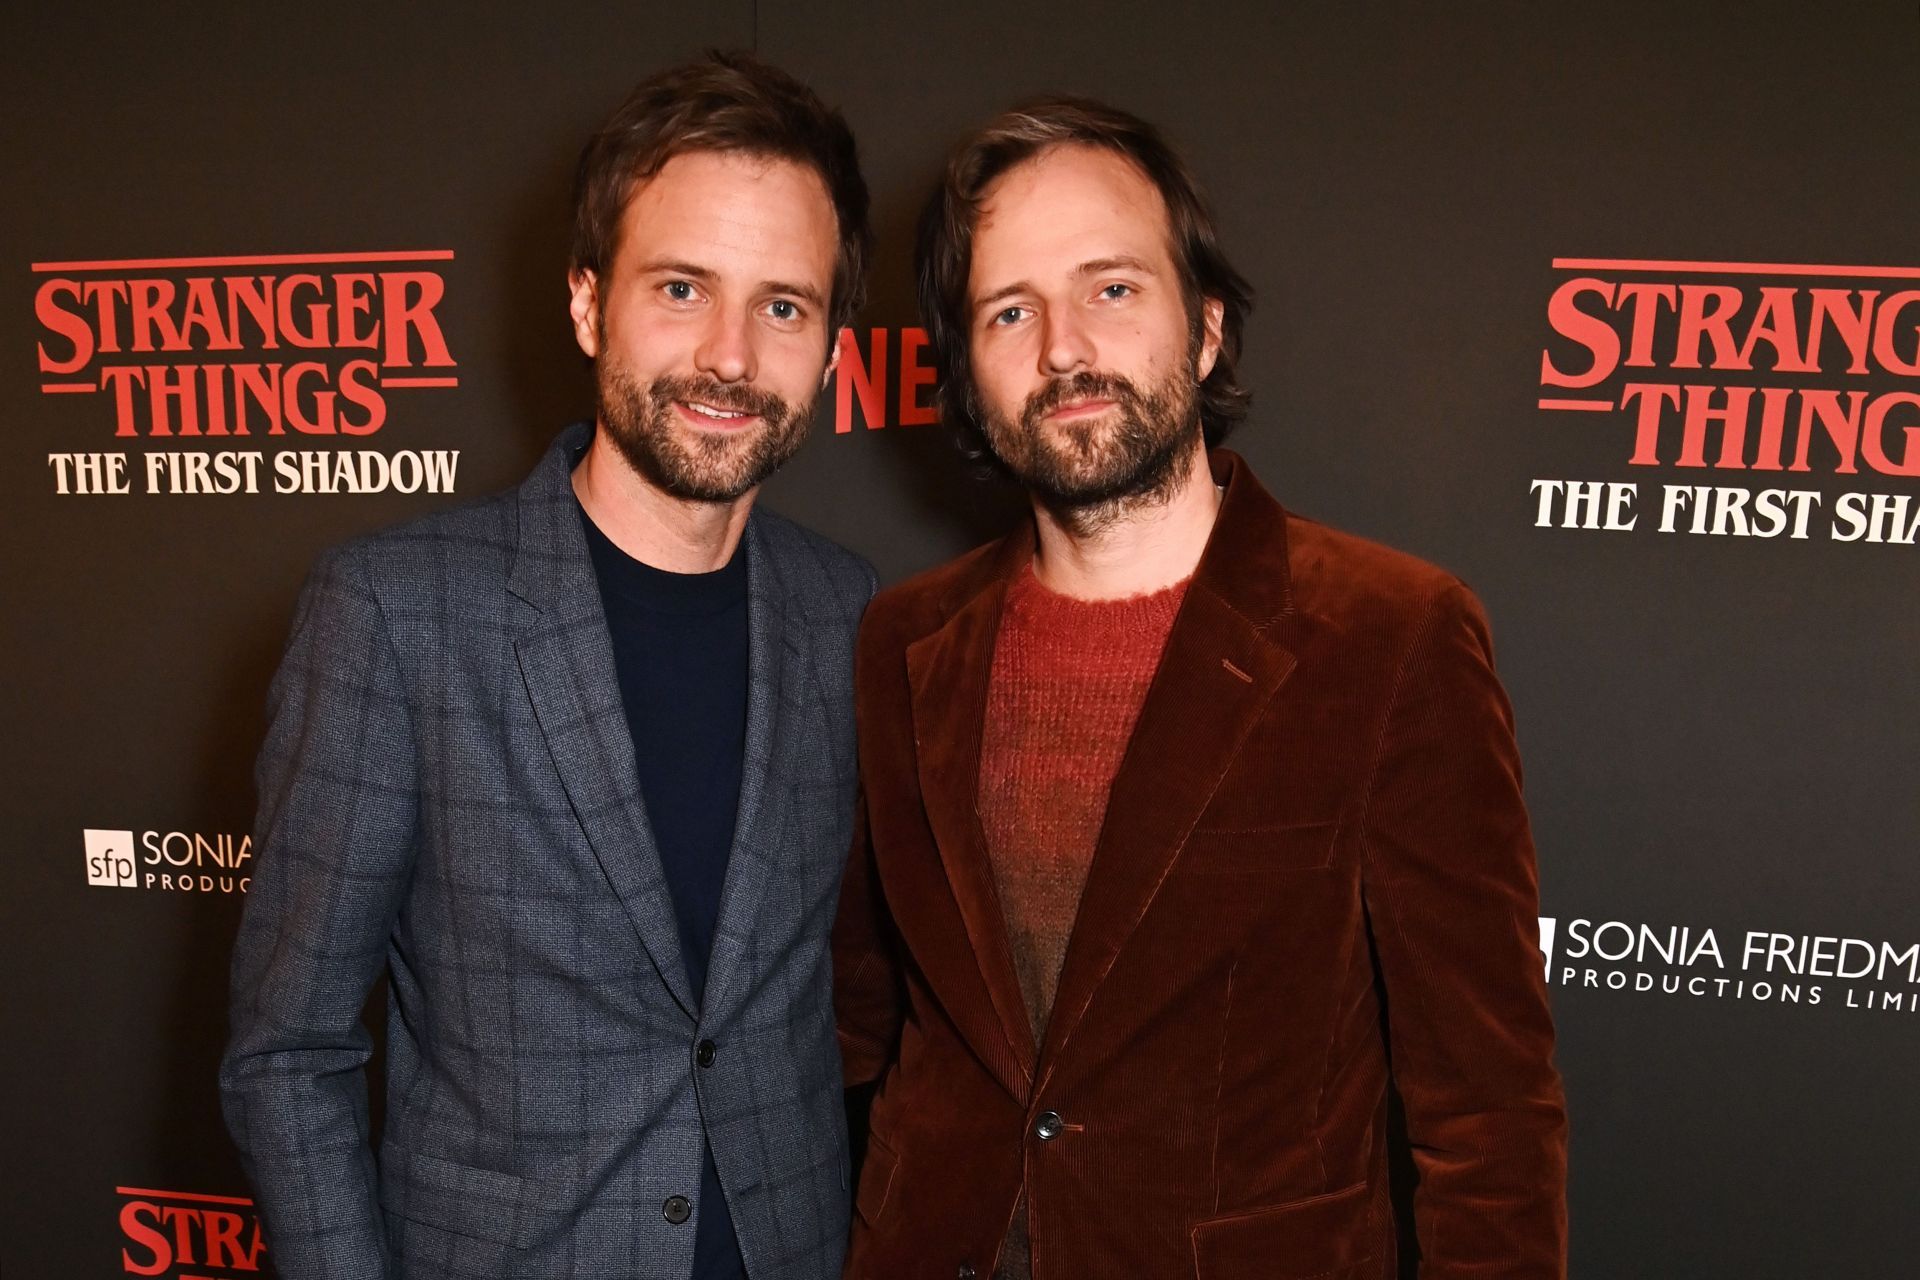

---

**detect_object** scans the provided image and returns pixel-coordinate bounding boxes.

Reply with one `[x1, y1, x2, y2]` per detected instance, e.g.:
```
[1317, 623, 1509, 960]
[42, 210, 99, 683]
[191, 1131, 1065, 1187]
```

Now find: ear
[1195, 296, 1226, 383]
[820, 325, 846, 391]
[568, 269, 601, 359]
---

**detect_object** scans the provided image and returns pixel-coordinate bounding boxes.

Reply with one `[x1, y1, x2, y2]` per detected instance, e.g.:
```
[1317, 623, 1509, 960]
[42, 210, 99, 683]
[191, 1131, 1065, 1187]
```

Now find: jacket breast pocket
[379, 1143, 543, 1250]
[1191, 1179, 1375, 1278]
[1180, 819, 1340, 876]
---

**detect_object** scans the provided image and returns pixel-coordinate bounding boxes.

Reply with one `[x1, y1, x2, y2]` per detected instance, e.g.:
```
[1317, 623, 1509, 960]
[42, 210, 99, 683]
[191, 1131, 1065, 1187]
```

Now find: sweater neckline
[1004, 561, 1191, 627]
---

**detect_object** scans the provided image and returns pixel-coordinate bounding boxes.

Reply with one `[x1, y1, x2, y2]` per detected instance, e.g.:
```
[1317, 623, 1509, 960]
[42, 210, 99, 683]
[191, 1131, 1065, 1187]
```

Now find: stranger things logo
[1532, 258, 1919, 546]
[117, 1186, 270, 1278]
[36, 249, 460, 497]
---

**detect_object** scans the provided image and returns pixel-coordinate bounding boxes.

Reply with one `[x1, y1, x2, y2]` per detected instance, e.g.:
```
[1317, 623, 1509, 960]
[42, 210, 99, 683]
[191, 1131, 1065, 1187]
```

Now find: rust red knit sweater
[979, 562, 1190, 1043]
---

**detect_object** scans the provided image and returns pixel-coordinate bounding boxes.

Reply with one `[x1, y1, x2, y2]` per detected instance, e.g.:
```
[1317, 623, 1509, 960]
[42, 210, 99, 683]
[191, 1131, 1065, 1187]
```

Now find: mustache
[647, 373, 791, 424]
[1020, 371, 1144, 427]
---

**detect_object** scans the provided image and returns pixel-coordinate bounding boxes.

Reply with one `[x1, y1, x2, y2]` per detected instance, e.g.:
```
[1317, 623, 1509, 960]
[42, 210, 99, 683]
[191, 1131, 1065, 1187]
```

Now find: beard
[976, 360, 1202, 535]
[596, 360, 811, 503]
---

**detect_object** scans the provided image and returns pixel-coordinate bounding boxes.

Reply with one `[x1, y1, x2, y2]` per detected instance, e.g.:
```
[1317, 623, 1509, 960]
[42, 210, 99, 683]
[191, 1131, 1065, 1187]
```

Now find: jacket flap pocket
[1192, 1180, 1372, 1277]
[1181, 819, 1340, 875]
[854, 1136, 900, 1226]
[379, 1144, 540, 1249]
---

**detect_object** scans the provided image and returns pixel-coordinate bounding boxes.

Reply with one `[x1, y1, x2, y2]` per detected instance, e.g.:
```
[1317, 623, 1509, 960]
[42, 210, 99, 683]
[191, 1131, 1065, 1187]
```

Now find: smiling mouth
[677, 400, 759, 425]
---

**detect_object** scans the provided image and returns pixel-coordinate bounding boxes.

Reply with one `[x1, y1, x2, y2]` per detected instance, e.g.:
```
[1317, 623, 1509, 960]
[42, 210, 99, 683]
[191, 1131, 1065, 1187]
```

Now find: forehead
[969, 143, 1174, 294]
[613, 149, 837, 279]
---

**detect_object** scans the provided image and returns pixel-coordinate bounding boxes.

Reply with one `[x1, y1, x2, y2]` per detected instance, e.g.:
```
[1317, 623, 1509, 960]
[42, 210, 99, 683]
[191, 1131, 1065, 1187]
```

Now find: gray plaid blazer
[221, 423, 874, 1280]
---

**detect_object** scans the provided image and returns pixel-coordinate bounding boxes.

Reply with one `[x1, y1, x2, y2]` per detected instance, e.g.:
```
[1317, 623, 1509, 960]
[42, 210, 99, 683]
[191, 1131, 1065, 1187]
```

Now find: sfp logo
[80, 827, 252, 894]
[85, 828, 139, 888]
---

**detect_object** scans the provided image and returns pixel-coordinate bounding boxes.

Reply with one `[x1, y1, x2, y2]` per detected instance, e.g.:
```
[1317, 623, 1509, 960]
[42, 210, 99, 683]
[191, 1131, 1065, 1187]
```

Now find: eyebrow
[637, 258, 717, 284]
[762, 279, 828, 309]
[973, 255, 1160, 314]
[1077, 255, 1156, 278]
[636, 259, 827, 310]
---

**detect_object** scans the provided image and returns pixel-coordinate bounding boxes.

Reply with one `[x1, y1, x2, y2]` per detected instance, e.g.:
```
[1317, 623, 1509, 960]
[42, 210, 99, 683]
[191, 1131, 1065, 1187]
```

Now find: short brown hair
[916, 96, 1254, 452]
[571, 51, 872, 336]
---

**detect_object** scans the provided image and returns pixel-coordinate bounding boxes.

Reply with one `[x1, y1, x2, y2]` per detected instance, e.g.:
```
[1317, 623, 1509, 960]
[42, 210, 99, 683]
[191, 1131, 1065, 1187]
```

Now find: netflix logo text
[831, 326, 938, 433]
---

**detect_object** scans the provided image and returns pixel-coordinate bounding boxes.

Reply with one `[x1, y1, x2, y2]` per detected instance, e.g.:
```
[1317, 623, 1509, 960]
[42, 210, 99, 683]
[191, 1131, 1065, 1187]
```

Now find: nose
[694, 308, 755, 384]
[1040, 308, 1094, 376]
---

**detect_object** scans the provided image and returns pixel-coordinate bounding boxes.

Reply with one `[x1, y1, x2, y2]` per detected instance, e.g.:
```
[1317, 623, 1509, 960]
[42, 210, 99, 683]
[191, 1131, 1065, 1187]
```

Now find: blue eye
[769, 299, 798, 321]
[665, 281, 695, 301]
[1101, 283, 1132, 300]
[993, 306, 1026, 326]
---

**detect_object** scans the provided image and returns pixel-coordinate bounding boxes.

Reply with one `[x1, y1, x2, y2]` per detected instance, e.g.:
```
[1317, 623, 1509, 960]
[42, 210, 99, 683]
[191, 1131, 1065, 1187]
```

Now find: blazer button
[662, 1195, 692, 1224]
[957, 1266, 977, 1279]
[696, 1039, 717, 1068]
[1033, 1110, 1064, 1141]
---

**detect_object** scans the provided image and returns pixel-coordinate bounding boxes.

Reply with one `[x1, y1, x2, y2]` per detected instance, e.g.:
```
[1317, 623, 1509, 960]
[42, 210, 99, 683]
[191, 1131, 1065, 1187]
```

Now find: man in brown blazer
[833, 97, 1567, 1279]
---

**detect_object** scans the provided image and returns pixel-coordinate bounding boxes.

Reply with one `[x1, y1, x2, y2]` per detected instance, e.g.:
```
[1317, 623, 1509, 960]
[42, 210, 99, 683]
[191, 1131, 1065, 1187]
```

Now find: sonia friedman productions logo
[1531, 257, 1919, 546]
[36, 248, 460, 497]
[1539, 915, 1918, 1014]
[117, 1185, 269, 1277]
[84, 827, 251, 895]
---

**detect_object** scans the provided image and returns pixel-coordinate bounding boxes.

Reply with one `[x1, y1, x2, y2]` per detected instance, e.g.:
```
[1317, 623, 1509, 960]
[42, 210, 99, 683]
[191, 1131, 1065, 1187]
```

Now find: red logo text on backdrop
[831, 326, 937, 433]
[118, 1186, 267, 1278]
[36, 250, 460, 496]
[1532, 258, 1919, 544]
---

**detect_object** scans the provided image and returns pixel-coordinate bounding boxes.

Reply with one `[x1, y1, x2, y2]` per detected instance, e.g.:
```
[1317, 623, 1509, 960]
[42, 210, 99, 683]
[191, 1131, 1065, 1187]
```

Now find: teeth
[686, 402, 747, 420]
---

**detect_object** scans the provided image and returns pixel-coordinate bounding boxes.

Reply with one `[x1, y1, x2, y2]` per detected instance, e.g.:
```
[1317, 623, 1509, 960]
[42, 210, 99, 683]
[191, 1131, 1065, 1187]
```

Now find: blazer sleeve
[834, 787, 906, 1086]
[219, 544, 418, 1280]
[1358, 582, 1569, 1279]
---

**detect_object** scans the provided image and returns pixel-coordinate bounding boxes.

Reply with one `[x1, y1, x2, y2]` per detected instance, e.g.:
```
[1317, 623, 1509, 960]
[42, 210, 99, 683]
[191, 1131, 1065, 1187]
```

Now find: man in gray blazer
[220, 54, 874, 1280]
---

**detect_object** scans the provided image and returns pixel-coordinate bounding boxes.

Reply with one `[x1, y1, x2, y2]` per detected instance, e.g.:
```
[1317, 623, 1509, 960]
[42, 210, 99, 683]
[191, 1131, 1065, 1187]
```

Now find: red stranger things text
[34, 251, 458, 438]
[1539, 259, 1920, 477]
[117, 1187, 266, 1278]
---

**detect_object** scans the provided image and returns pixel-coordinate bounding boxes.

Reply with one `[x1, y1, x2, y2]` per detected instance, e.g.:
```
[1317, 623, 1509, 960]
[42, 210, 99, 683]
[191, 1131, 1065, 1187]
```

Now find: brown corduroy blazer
[835, 450, 1567, 1280]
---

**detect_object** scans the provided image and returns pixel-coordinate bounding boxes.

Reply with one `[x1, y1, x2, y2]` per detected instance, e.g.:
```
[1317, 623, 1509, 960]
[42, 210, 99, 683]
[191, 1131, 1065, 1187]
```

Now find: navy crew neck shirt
[580, 503, 748, 1280]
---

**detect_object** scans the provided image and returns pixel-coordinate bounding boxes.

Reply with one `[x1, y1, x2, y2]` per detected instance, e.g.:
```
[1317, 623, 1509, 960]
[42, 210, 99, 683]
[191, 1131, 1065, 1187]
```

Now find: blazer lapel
[507, 424, 696, 1020]
[697, 517, 795, 1023]
[1035, 453, 1300, 1087]
[904, 537, 1039, 1088]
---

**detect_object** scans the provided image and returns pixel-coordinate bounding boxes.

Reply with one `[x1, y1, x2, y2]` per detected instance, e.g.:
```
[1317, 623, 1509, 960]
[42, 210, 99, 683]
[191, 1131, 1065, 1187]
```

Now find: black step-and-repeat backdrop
[5, 3, 1916, 1275]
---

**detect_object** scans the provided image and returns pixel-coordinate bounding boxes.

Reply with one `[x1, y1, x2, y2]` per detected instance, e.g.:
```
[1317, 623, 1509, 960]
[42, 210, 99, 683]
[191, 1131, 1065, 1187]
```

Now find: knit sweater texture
[980, 561, 1190, 1037]
[979, 562, 1189, 1279]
